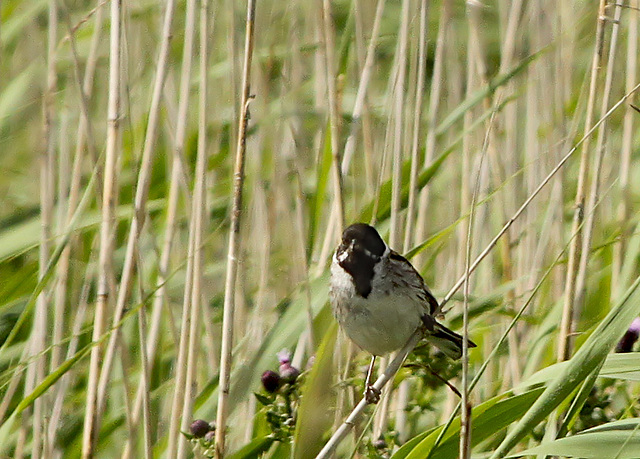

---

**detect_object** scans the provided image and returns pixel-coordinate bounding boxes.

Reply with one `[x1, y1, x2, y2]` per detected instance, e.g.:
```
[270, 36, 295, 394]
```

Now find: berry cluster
[256, 349, 302, 442]
[185, 419, 216, 456]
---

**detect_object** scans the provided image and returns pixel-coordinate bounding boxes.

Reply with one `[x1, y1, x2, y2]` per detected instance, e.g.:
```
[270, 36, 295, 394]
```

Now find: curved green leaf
[227, 435, 276, 459]
[519, 353, 640, 389]
[510, 419, 640, 459]
[392, 387, 544, 459]
[489, 274, 640, 459]
[293, 322, 337, 458]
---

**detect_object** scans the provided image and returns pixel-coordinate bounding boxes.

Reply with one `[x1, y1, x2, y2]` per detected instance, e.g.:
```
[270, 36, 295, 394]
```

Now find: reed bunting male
[330, 223, 476, 403]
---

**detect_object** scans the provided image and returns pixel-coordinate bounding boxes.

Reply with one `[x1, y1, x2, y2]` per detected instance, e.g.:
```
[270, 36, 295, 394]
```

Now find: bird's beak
[337, 239, 355, 263]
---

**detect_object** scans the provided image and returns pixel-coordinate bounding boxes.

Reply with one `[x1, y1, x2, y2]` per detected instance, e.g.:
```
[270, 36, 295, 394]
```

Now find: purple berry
[261, 370, 281, 393]
[373, 438, 387, 449]
[190, 419, 211, 438]
[617, 317, 640, 353]
[204, 430, 216, 443]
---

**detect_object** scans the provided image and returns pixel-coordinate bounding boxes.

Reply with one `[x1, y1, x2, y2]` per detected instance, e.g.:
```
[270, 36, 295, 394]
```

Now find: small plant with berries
[255, 350, 303, 442]
[184, 419, 217, 457]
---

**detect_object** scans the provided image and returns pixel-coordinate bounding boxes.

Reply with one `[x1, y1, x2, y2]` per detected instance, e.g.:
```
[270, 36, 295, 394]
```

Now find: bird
[329, 222, 476, 403]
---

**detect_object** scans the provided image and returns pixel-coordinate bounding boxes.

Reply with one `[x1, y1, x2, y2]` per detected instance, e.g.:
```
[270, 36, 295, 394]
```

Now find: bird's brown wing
[388, 250, 440, 315]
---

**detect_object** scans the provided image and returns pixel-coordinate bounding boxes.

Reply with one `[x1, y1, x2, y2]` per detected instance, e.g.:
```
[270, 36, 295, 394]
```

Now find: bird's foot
[365, 385, 381, 404]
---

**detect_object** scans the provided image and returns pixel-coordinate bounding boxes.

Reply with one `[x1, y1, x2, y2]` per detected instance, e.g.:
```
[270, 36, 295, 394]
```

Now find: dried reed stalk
[612, 0, 638, 294]
[165, 0, 198, 454]
[81, 0, 121, 456]
[320, 0, 344, 234]
[23, 1, 57, 456]
[557, 0, 607, 362]
[176, 4, 210, 457]
[573, 3, 622, 311]
[215, 0, 257, 455]
[93, 0, 179, 436]
[372, 0, 410, 441]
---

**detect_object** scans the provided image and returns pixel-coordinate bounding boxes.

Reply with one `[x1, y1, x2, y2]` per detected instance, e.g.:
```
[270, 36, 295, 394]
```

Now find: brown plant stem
[214, 0, 257, 455]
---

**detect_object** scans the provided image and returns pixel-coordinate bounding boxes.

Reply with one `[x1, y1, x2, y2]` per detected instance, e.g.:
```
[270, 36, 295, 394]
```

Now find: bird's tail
[422, 317, 476, 360]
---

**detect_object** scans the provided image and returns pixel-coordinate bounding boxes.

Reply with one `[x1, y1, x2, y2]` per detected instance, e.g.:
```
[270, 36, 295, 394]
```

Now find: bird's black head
[336, 223, 387, 298]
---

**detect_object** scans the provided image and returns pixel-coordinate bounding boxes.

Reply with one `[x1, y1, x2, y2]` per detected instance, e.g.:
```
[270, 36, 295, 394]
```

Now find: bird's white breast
[330, 254, 424, 356]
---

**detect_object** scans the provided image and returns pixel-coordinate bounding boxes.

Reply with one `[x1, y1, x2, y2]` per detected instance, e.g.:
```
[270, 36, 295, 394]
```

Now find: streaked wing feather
[388, 250, 440, 315]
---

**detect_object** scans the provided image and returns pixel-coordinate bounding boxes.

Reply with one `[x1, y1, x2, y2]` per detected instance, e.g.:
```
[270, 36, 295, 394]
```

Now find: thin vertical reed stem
[93, 0, 178, 440]
[82, 0, 121, 456]
[24, 1, 57, 455]
[320, 0, 345, 233]
[458, 95, 499, 459]
[612, 0, 638, 295]
[177, 3, 209, 457]
[51, 0, 104, 385]
[388, 0, 408, 249]
[293, 170, 316, 350]
[50, 17, 105, 449]
[48, 239, 96, 454]
[313, 0, 385, 277]
[557, 0, 607, 362]
[215, 0, 256, 455]
[161, 0, 196, 457]
[136, 273, 152, 459]
[573, 2, 622, 314]
[167, 207, 197, 457]
[164, 0, 198, 452]
[396, 0, 428, 442]
[414, 0, 450, 252]
[373, 0, 410, 441]
[403, 0, 428, 252]
[340, 0, 386, 173]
